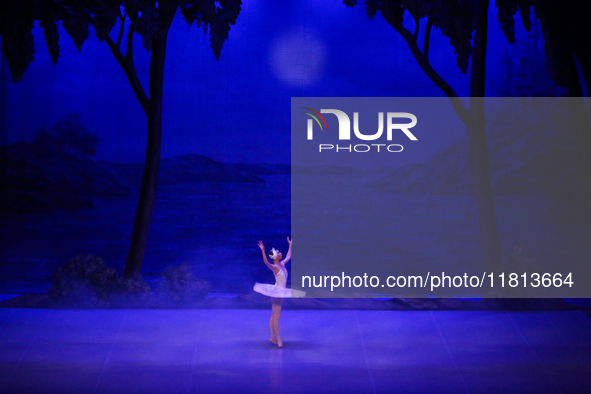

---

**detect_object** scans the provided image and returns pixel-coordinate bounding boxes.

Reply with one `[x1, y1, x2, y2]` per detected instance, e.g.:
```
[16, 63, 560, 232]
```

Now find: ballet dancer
[254, 237, 305, 347]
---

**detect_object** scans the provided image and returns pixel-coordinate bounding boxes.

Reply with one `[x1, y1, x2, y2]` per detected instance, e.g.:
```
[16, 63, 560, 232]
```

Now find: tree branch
[469, 0, 489, 98]
[80, 10, 150, 114]
[105, 35, 150, 114]
[413, 15, 420, 42]
[126, 12, 138, 61]
[388, 20, 469, 123]
[116, 9, 126, 49]
[423, 17, 432, 61]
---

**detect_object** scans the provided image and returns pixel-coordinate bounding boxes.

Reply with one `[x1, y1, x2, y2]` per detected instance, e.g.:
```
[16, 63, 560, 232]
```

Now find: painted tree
[497, 0, 591, 182]
[344, 0, 502, 272]
[497, 0, 590, 96]
[501, 2, 591, 314]
[498, 0, 591, 280]
[0, 0, 242, 278]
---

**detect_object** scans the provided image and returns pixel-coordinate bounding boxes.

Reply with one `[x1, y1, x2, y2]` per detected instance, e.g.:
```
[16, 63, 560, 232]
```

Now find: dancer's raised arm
[258, 240, 275, 271]
[281, 237, 292, 265]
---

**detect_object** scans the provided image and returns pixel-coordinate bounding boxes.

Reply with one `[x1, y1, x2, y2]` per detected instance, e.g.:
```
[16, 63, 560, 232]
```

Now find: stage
[1, 308, 590, 393]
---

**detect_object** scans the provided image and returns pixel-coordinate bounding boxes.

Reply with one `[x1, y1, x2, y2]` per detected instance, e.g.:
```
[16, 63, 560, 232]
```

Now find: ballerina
[254, 237, 305, 347]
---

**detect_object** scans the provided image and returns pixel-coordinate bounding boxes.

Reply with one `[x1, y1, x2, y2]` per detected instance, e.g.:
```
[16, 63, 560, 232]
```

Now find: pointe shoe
[277, 339, 283, 348]
[270, 337, 278, 345]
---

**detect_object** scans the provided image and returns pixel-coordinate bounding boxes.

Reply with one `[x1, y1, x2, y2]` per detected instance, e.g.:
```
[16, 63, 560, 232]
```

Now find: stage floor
[1, 308, 590, 393]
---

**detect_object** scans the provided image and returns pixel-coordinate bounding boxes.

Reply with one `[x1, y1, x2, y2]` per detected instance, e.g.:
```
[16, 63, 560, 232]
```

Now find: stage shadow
[240, 340, 321, 351]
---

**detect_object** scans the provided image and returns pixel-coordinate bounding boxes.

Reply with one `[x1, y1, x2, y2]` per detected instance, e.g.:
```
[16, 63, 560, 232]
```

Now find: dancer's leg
[270, 313, 277, 344]
[270, 298, 278, 344]
[271, 297, 283, 347]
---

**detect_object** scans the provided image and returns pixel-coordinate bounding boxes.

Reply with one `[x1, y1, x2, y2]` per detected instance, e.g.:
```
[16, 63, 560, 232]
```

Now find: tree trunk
[383, 0, 503, 273]
[578, 52, 591, 98]
[567, 53, 591, 181]
[465, 0, 502, 273]
[122, 3, 176, 278]
[567, 48, 591, 319]
[0, 43, 7, 147]
[465, 109, 502, 273]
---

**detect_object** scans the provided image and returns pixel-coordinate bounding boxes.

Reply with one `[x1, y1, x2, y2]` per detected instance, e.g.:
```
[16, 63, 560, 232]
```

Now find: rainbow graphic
[303, 107, 328, 131]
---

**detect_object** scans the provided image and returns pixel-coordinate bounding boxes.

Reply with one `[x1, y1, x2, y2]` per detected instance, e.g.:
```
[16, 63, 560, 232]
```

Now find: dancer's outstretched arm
[281, 237, 292, 265]
[258, 240, 276, 272]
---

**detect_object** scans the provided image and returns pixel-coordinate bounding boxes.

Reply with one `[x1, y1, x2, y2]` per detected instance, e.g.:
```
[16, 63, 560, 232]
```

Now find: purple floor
[1, 308, 590, 393]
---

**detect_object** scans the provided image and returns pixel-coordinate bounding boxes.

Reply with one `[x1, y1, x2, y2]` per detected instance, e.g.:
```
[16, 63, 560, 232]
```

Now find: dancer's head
[268, 248, 282, 263]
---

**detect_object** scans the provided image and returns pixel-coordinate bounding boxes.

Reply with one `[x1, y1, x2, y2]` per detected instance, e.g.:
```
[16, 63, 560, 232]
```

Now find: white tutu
[253, 267, 306, 298]
[253, 283, 306, 298]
